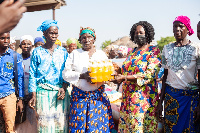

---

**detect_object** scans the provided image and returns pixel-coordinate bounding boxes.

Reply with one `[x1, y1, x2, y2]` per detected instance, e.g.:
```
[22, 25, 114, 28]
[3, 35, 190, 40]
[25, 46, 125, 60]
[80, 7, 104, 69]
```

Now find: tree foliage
[76, 40, 82, 49]
[157, 36, 175, 52]
[101, 40, 112, 50]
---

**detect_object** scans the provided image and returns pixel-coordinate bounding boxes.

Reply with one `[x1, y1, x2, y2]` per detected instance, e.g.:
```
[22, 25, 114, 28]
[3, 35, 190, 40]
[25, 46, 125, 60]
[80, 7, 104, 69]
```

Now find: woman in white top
[62, 27, 115, 133]
[158, 15, 200, 133]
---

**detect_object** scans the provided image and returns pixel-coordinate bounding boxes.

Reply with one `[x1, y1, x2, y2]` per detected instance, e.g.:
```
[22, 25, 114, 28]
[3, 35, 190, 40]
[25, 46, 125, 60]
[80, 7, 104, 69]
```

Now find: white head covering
[20, 35, 34, 45]
[10, 36, 16, 44]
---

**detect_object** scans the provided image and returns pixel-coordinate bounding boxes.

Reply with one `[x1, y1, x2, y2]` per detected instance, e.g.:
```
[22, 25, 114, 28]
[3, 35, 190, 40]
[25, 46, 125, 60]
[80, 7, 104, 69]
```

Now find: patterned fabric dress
[162, 42, 200, 133]
[69, 85, 115, 133]
[118, 45, 161, 133]
[29, 46, 69, 133]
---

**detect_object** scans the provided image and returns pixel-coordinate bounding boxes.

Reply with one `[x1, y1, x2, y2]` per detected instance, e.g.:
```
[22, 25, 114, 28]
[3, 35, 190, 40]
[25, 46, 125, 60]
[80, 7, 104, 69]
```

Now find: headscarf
[55, 39, 61, 46]
[20, 35, 34, 45]
[67, 38, 77, 46]
[118, 45, 128, 56]
[10, 36, 16, 44]
[37, 19, 59, 32]
[79, 27, 96, 39]
[34, 37, 45, 44]
[173, 15, 194, 36]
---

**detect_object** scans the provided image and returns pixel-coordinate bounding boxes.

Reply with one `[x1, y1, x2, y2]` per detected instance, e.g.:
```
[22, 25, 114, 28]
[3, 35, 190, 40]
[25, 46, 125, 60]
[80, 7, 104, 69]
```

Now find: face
[20, 40, 33, 54]
[173, 21, 188, 41]
[80, 33, 95, 51]
[68, 43, 77, 53]
[9, 43, 16, 51]
[35, 41, 44, 47]
[0, 32, 10, 50]
[43, 26, 59, 43]
[197, 23, 200, 40]
[109, 49, 117, 59]
[134, 25, 146, 46]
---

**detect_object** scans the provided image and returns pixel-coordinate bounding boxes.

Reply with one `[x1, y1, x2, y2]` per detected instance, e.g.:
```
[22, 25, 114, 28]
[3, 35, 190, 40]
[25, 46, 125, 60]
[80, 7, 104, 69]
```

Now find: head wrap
[79, 27, 96, 39]
[66, 38, 77, 46]
[34, 37, 45, 44]
[20, 35, 34, 45]
[37, 20, 59, 32]
[118, 45, 128, 56]
[173, 15, 194, 36]
[55, 39, 61, 46]
[10, 36, 16, 44]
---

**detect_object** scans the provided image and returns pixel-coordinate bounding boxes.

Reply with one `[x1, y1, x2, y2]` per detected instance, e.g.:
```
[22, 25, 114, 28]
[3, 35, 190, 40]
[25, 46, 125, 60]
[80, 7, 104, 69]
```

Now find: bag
[13, 51, 26, 124]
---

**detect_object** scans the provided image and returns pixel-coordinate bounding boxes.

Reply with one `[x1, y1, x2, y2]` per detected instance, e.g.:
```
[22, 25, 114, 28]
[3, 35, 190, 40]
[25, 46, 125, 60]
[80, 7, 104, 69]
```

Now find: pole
[52, 6, 55, 20]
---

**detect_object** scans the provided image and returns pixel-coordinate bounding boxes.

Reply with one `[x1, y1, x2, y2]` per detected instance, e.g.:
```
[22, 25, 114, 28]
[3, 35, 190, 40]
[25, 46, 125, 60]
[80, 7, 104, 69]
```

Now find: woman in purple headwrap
[158, 15, 200, 132]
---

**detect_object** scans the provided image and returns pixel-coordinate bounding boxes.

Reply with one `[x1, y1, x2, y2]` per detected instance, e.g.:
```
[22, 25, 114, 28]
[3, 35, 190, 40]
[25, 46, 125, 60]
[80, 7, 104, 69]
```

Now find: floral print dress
[118, 45, 161, 133]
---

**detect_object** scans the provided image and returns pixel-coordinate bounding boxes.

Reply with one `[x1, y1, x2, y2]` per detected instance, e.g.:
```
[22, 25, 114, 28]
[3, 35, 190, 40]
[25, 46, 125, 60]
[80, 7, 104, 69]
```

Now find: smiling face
[80, 33, 95, 51]
[68, 43, 77, 53]
[173, 21, 188, 41]
[20, 40, 33, 54]
[43, 26, 59, 43]
[0, 32, 10, 50]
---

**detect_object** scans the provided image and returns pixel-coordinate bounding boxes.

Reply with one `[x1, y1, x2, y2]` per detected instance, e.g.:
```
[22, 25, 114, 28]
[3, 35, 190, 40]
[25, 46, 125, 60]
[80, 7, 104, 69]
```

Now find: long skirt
[164, 85, 200, 133]
[69, 85, 116, 133]
[36, 84, 70, 133]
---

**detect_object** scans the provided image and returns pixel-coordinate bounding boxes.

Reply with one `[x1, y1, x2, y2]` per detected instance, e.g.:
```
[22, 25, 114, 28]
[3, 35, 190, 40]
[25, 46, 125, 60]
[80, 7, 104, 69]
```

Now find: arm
[16, 54, 24, 113]
[28, 51, 38, 109]
[0, 0, 26, 35]
[62, 52, 82, 85]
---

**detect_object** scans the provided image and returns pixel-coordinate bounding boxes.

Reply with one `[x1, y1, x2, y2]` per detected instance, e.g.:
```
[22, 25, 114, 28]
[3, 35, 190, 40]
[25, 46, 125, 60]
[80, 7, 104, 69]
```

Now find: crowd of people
[0, 1, 200, 133]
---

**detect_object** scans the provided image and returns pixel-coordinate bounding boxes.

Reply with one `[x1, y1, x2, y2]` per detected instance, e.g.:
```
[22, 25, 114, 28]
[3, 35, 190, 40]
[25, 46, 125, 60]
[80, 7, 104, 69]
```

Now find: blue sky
[11, 0, 200, 49]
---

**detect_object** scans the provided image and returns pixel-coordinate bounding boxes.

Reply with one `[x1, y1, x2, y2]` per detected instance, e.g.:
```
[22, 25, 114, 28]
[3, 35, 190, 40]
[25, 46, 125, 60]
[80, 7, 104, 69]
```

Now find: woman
[112, 21, 161, 132]
[158, 15, 200, 133]
[66, 38, 78, 54]
[28, 20, 69, 133]
[62, 27, 115, 133]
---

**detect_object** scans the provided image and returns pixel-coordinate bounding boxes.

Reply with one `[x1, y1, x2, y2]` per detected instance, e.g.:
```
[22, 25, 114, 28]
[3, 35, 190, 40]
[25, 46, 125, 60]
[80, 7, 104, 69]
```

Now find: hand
[156, 100, 163, 121]
[57, 88, 65, 100]
[110, 74, 124, 84]
[29, 92, 36, 109]
[0, 0, 27, 35]
[194, 104, 200, 124]
[112, 62, 121, 74]
[16, 99, 23, 113]
[80, 71, 94, 83]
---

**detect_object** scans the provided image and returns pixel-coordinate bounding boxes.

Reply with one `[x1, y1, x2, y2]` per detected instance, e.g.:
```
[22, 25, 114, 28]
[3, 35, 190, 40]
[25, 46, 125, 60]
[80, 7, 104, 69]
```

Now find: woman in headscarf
[34, 37, 45, 48]
[28, 20, 69, 133]
[158, 15, 200, 132]
[112, 21, 161, 132]
[66, 37, 77, 54]
[62, 27, 116, 133]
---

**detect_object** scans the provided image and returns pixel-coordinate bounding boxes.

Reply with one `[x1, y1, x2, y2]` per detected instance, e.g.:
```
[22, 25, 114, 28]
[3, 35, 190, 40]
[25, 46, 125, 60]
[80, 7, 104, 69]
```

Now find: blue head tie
[37, 20, 59, 32]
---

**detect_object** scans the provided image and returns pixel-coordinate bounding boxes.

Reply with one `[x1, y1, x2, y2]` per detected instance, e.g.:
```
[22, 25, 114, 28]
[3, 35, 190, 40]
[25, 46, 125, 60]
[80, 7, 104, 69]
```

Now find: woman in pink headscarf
[158, 15, 200, 132]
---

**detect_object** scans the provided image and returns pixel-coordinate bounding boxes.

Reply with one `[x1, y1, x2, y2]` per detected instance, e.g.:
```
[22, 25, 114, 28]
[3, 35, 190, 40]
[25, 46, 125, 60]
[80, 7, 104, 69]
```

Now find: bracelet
[125, 75, 127, 82]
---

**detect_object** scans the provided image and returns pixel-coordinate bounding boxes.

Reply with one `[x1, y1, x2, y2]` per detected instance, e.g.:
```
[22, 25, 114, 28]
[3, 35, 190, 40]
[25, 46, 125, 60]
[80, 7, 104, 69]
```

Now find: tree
[76, 40, 82, 49]
[157, 36, 175, 52]
[100, 40, 112, 50]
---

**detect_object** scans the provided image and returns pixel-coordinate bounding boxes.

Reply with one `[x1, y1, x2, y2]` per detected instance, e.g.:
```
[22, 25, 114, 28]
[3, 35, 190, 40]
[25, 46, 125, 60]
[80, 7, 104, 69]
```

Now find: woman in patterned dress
[157, 15, 200, 133]
[112, 21, 161, 133]
[62, 27, 115, 133]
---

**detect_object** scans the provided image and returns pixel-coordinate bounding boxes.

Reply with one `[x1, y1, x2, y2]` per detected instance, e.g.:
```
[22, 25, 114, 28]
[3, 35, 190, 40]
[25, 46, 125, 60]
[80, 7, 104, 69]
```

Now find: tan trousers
[0, 93, 17, 133]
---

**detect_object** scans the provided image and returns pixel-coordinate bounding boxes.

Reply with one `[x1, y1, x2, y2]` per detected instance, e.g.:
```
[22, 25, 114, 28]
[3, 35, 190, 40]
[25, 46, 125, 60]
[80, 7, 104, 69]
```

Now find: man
[0, 32, 24, 133]
[0, 0, 26, 35]
[28, 20, 69, 133]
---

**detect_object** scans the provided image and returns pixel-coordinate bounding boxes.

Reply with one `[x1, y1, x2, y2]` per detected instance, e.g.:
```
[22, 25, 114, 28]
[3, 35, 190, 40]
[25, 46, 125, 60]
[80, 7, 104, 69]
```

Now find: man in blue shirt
[0, 32, 24, 133]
